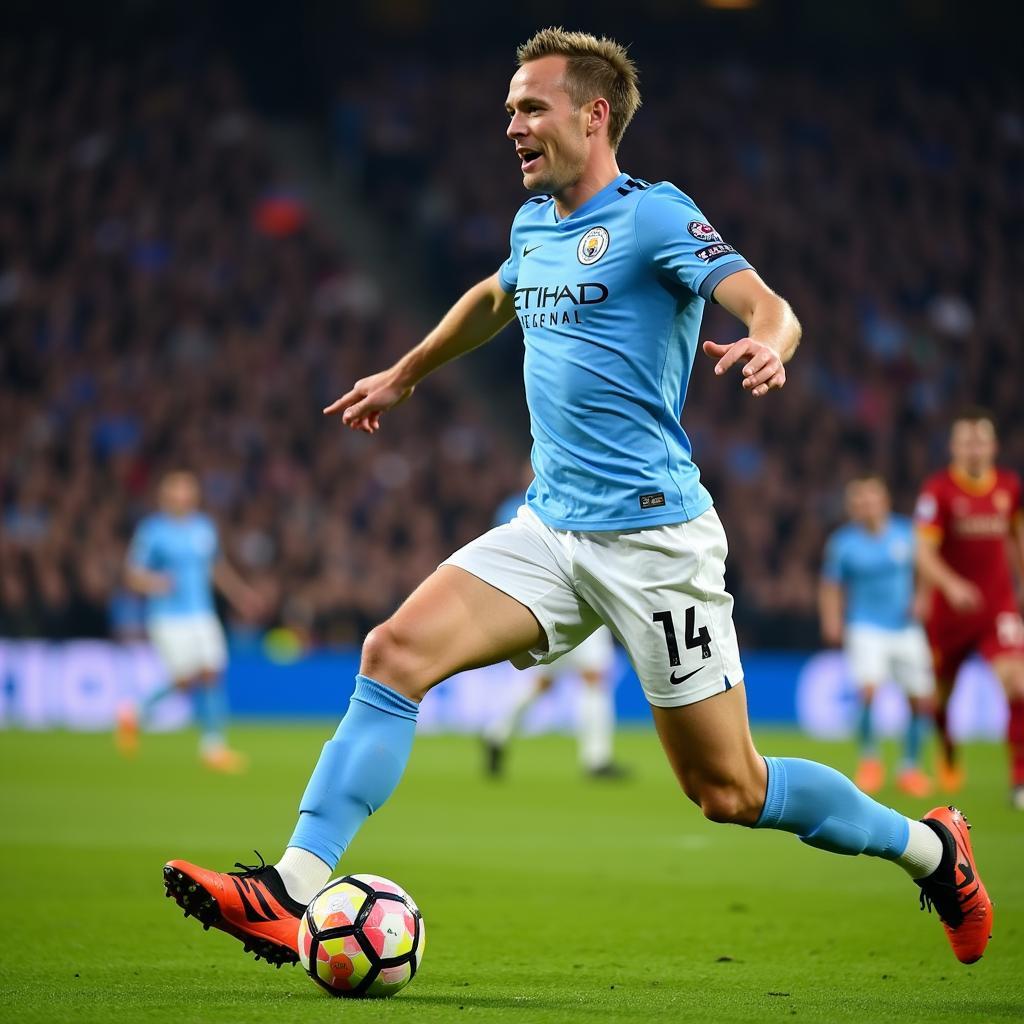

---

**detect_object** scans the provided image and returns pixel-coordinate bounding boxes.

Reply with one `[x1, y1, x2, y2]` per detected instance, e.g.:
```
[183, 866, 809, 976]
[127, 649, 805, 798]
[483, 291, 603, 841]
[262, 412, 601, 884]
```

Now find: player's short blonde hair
[516, 27, 641, 151]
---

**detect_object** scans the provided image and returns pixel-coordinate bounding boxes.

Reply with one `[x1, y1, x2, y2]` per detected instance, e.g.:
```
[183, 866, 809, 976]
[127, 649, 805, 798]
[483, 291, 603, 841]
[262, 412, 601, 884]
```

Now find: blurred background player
[820, 476, 933, 797]
[915, 410, 1024, 807]
[482, 623, 625, 779]
[118, 471, 261, 773]
[484, 482, 627, 779]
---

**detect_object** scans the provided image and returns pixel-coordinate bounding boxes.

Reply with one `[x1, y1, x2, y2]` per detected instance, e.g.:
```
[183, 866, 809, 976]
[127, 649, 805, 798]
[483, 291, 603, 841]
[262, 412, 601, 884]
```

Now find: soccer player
[164, 29, 991, 968]
[914, 410, 1024, 806]
[119, 470, 260, 773]
[482, 621, 625, 778]
[820, 476, 934, 797]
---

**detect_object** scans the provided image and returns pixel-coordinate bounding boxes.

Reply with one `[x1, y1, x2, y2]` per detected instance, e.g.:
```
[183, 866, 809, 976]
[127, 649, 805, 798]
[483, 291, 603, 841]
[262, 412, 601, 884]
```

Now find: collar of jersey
[949, 465, 997, 496]
[551, 172, 631, 226]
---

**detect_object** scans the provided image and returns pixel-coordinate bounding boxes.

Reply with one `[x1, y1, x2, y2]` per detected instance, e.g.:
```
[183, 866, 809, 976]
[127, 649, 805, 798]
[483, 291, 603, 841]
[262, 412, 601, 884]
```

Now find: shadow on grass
[398, 991, 589, 1012]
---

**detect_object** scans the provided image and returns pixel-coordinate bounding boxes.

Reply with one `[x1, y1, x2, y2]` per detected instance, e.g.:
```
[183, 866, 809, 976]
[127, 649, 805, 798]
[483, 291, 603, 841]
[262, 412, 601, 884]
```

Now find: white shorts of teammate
[148, 612, 228, 683]
[844, 623, 934, 698]
[444, 504, 742, 708]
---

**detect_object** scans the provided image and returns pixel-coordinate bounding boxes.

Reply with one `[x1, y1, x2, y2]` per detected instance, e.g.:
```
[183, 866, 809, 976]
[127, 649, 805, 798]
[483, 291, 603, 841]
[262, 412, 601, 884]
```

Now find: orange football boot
[200, 746, 249, 774]
[163, 854, 303, 966]
[855, 757, 885, 794]
[916, 806, 993, 964]
[115, 704, 139, 757]
[896, 767, 933, 798]
[937, 756, 965, 794]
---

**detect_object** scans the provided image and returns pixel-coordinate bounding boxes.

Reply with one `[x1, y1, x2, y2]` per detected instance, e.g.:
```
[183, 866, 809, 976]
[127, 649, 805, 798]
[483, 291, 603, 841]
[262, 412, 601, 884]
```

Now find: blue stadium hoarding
[0, 640, 1007, 740]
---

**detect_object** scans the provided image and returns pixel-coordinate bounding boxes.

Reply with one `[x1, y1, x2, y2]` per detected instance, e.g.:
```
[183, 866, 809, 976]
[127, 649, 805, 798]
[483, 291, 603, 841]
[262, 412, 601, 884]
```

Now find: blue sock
[856, 700, 876, 757]
[902, 712, 929, 770]
[140, 682, 176, 725]
[755, 756, 908, 858]
[289, 675, 419, 868]
[192, 683, 228, 748]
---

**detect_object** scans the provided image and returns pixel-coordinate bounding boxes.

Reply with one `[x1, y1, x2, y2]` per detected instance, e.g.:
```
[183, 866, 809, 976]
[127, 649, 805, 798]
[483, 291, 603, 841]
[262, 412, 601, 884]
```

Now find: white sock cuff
[895, 818, 944, 880]
[276, 846, 333, 905]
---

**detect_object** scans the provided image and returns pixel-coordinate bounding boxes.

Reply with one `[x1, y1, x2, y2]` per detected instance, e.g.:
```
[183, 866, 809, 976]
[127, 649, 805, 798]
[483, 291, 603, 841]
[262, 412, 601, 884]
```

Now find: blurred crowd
[330, 55, 1024, 644]
[2, 36, 1022, 649]
[0, 40, 520, 646]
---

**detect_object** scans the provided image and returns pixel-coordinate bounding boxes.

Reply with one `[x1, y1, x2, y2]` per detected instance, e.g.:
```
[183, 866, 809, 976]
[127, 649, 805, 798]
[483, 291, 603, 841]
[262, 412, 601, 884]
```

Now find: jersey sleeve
[633, 184, 752, 301]
[821, 532, 846, 583]
[914, 477, 948, 541]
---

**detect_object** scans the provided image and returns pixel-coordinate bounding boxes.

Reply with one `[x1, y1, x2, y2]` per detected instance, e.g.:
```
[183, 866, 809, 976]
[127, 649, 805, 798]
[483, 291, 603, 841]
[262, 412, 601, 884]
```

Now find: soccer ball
[298, 874, 425, 998]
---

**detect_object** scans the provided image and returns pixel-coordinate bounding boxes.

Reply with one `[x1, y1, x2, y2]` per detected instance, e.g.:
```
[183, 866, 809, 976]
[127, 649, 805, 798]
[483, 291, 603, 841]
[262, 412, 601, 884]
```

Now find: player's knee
[360, 621, 431, 700]
[693, 779, 764, 826]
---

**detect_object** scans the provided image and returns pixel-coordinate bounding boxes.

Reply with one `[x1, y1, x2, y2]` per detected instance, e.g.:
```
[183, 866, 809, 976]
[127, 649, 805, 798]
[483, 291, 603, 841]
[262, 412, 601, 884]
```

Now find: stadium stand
[0, 39, 521, 645]
[2, 29, 1022, 649]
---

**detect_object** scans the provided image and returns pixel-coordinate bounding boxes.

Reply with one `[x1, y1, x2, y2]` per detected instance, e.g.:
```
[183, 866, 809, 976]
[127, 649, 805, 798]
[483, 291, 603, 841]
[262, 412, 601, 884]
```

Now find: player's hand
[149, 573, 174, 595]
[323, 370, 415, 435]
[943, 576, 984, 613]
[703, 339, 786, 397]
[821, 621, 843, 647]
[238, 589, 267, 621]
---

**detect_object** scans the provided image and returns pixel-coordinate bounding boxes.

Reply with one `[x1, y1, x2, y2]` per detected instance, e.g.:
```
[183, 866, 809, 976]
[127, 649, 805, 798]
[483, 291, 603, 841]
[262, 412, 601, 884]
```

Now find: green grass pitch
[1, 726, 1022, 1023]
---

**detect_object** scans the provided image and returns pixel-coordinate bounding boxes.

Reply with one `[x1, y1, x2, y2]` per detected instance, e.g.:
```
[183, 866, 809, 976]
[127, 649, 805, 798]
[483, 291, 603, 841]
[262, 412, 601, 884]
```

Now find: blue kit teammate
[820, 477, 934, 797]
[120, 471, 260, 773]
[164, 28, 992, 967]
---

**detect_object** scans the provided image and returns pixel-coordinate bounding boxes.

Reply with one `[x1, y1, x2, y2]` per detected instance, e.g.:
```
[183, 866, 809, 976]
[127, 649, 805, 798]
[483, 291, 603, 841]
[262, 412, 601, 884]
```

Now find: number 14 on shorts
[654, 607, 712, 684]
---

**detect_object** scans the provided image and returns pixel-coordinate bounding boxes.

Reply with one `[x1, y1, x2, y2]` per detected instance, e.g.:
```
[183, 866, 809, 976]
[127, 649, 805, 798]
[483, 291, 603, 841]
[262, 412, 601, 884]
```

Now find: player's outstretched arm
[324, 273, 516, 434]
[701, 269, 801, 398]
[213, 559, 265, 620]
[818, 579, 845, 647]
[915, 531, 983, 612]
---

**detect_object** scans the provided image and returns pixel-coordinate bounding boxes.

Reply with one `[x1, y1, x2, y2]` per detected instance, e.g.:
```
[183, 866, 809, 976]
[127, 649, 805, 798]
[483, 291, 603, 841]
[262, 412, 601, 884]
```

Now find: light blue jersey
[822, 515, 917, 630]
[128, 513, 219, 620]
[498, 173, 752, 531]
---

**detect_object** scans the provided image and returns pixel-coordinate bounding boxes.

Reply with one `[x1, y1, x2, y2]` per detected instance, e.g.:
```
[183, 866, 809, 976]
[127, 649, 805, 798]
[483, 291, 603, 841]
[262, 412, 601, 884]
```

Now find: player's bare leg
[165, 565, 545, 964]
[991, 653, 1024, 808]
[652, 683, 992, 963]
[359, 566, 546, 701]
[651, 684, 766, 824]
[854, 684, 884, 793]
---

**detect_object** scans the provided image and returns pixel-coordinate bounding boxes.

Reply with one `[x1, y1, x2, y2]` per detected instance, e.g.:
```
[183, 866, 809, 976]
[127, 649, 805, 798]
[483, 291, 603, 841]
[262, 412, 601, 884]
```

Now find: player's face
[950, 419, 997, 476]
[846, 480, 888, 527]
[160, 473, 200, 516]
[505, 56, 589, 195]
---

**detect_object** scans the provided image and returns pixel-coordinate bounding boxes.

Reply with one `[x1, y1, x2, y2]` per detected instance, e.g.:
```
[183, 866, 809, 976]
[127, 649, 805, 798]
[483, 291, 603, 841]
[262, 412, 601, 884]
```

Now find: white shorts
[844, 623, 934, 697]
[542, 625, 615, 677]
[148, 613, 228, 682]
[444, 505, 743, 708]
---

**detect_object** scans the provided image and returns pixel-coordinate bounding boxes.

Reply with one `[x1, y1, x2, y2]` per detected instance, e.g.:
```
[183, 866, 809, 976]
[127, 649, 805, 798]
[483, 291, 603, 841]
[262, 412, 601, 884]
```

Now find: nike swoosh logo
[523, 244, 543, 257]
[669, 666, 704, 685]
